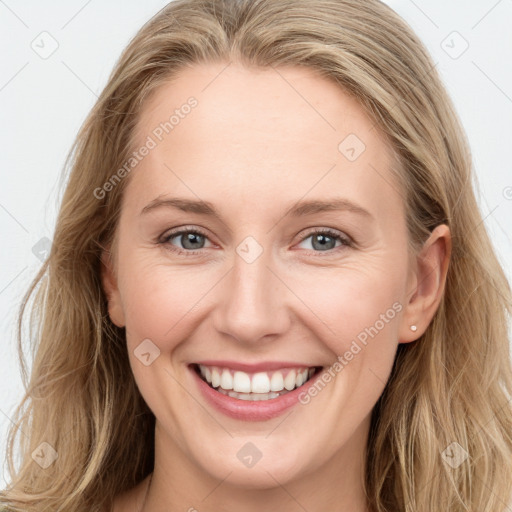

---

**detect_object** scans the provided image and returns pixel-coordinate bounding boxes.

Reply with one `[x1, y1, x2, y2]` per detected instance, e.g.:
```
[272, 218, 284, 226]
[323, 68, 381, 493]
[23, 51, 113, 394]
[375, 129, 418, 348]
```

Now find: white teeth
[197, 364, 318, 399]
[251, 372, 271, 393]
[220, 369, 233, 390]
[233, 371, 251, 393]
[296, 369, 308, 388]
[270, 371, 284, 392]
[284, 369, 297, 391]
[211, 368, 220, 388]
[218, 388, 282, 400]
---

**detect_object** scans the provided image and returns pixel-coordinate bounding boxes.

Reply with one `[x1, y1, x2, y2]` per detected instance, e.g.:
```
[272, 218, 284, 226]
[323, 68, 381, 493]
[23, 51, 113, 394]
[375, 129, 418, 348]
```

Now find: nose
[211, 242, 291, 346]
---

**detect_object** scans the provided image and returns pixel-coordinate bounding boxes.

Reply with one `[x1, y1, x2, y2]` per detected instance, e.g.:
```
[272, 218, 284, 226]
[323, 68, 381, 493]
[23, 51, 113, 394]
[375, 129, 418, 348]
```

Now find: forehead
[127, 62, 405, 227]
[134, 62, 388, 154]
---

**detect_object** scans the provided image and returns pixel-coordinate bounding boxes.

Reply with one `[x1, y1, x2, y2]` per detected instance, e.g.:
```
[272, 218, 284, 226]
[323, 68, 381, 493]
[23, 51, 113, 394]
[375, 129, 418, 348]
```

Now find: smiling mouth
[192, 363, 323, 401]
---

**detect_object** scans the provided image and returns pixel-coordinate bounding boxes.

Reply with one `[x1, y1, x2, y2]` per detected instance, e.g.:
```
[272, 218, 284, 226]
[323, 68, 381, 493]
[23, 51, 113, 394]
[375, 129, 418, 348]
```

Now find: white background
[1, 0, 511, 484]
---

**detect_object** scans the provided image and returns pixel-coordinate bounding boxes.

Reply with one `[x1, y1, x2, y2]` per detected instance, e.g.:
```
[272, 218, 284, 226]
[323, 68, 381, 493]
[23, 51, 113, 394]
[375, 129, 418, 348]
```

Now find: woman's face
[102, 62, 449, 493]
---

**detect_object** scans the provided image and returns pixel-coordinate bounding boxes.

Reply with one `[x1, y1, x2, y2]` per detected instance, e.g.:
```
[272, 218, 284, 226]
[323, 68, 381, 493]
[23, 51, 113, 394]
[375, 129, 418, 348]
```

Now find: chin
[191, 439, 311, 489]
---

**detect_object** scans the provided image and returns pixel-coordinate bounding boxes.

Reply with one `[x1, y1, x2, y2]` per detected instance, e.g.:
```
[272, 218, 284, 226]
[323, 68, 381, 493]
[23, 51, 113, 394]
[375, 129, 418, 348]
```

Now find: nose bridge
[212, 235, 290, 344]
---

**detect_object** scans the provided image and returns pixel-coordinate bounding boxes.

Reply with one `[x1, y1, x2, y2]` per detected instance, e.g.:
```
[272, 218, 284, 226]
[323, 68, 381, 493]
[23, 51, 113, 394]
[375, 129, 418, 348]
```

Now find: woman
[2, 0, 511, 511]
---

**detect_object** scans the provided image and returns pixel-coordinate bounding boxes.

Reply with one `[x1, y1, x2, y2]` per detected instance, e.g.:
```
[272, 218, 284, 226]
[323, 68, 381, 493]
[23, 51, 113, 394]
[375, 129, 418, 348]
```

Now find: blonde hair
[2, 0, 511, 510]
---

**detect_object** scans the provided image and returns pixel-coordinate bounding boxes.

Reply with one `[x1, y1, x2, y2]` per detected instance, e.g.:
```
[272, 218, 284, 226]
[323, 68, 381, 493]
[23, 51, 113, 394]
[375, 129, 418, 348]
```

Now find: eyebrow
[140, 196, 373, 220]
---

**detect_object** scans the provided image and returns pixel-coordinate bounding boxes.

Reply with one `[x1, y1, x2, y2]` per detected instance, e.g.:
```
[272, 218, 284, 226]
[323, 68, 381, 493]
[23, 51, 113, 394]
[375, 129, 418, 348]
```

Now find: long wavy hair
[2, 0, 511, 510]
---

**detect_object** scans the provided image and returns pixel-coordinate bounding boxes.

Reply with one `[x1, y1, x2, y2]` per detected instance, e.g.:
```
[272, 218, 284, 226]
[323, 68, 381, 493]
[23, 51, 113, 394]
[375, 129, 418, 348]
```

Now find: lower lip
[189, 365, 322, 421]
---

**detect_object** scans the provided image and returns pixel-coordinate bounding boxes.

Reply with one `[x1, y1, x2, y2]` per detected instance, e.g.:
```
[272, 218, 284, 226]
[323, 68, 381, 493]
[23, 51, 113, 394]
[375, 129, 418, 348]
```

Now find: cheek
[292, 267, 403, 413]
[118, 253, 219, 348]
[292, 261, 403, 353]
[314, 271, 404, 410]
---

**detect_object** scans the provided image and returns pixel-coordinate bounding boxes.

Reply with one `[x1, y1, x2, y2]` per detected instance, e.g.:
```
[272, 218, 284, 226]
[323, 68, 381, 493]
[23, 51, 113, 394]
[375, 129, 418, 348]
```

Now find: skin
[101, 61, 451, 511]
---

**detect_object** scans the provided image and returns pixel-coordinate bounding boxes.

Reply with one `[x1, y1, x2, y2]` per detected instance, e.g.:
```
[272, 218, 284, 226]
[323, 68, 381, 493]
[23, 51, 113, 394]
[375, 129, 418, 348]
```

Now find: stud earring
[410, 325, 417, 332]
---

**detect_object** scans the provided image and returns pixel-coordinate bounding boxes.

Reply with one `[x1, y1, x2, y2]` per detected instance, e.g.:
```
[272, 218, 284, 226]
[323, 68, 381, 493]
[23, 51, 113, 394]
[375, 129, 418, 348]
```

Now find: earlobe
[100, 248, 126, 328]
[400, 224, 452, 343]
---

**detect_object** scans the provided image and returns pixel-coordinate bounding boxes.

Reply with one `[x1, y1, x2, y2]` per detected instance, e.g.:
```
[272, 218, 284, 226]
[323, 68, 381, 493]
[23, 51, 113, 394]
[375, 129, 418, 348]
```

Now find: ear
[399, 224, 451, 343]
[100, 246, 126, 328]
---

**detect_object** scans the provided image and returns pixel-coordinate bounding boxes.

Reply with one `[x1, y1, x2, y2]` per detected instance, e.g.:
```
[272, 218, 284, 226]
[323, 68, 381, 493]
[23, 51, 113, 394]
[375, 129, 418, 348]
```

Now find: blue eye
[159, 226, 352, 256]
[297, 229, 352, 253]
[161, 227, 212, 255]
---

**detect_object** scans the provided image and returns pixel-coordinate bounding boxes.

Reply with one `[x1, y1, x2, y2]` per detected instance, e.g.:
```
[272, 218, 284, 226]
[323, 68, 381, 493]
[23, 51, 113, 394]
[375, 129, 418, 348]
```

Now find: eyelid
[160, 225, 210, 241]
[298, 226, 353, 245]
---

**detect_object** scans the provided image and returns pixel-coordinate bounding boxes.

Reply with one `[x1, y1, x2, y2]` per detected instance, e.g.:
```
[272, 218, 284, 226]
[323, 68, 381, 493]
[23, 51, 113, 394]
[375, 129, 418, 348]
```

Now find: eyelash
[159, 225, 353, 257]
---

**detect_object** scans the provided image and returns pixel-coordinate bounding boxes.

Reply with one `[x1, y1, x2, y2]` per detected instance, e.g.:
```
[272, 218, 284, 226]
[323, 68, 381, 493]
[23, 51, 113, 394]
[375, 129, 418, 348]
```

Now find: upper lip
[192, 360, 321, 373]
